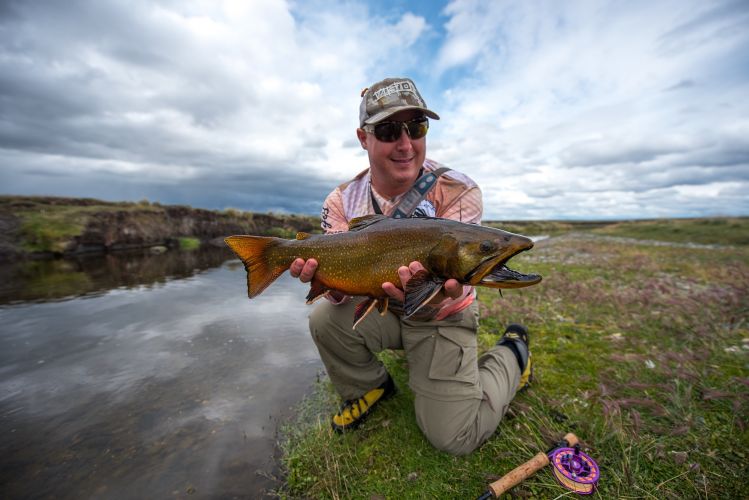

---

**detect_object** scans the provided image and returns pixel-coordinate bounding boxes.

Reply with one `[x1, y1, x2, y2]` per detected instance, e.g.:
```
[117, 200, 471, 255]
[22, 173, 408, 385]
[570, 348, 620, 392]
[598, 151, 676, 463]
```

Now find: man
[289, 77, 532, 455]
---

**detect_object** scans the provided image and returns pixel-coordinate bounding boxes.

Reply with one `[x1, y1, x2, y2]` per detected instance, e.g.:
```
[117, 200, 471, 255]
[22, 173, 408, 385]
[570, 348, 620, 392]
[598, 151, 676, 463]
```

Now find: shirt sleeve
[320, 189, 350, 234]
[440, 186, 483, 224]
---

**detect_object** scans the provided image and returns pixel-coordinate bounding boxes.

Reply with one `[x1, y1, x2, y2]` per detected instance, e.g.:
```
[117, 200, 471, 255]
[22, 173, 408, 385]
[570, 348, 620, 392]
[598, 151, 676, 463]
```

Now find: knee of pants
[415, 402, 482, 456]
[421, 425, 478, 456]
[308, 301, 349, 346]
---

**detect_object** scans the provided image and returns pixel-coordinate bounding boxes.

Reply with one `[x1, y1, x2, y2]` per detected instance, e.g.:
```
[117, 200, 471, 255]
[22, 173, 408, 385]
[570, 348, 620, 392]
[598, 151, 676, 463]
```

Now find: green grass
[18, 210, 87, 253]
[591, 217, 749, 246]
[5, 197, 163, 253]
[177, 237, 201, 250]
[484, 217, 749, 246]
[279, 231, 749, 499]
[484, 220, 593, 237]
[264, 226, 299, 238]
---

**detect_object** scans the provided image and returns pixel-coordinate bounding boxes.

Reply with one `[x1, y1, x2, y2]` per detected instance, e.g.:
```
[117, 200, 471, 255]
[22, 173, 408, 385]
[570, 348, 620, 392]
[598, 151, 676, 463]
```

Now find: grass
[18, 209, 89, 253]
[4, 196, 163, 253]
[591, 217, 749, 247]
[177, 237, 201, 250]
[279, 224, 749, 499]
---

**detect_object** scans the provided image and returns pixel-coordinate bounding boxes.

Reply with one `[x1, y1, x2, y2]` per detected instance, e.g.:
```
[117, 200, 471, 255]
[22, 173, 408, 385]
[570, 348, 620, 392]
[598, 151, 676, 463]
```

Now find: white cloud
[430, 0, 749, 218]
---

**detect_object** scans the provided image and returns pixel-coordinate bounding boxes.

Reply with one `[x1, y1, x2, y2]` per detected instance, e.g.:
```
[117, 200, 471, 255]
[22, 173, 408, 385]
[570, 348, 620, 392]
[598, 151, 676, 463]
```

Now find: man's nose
[395, 126, 412, 148]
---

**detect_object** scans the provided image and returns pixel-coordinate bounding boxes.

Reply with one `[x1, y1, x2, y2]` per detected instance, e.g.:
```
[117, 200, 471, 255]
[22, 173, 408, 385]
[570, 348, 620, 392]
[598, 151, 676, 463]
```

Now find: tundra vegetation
[280, 217, 749, 499]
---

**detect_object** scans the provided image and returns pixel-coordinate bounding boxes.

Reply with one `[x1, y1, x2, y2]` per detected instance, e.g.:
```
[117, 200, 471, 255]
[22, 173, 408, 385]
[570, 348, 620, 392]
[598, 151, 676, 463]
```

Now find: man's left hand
[381, 261, 463, 303]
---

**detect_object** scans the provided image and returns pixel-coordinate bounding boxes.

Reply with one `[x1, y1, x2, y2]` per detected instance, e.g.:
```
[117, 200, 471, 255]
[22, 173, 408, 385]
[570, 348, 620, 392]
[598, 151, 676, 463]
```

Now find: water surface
[0, 248, 322, 499]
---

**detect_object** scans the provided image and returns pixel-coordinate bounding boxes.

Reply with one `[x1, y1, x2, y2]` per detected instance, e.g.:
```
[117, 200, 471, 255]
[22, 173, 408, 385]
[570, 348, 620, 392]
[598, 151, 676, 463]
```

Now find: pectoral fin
[377, 297, 389, 316]
[305, 278, 329, 304]
[353, 298, 379, 329]
[403, 270, 445, 318]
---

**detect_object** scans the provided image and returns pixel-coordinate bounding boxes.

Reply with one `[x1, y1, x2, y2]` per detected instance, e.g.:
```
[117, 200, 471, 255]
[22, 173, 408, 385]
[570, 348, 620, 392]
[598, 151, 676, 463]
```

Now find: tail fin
[225, 235, 288, 298]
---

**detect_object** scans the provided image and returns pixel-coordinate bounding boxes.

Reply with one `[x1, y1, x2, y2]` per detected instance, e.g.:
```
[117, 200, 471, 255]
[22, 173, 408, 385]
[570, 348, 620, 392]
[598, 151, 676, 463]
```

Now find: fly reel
[548, 443, 600, 494]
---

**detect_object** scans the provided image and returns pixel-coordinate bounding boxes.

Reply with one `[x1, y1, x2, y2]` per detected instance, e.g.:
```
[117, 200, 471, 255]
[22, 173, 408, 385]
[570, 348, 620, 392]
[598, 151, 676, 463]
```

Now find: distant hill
[0, 196, 321, 260]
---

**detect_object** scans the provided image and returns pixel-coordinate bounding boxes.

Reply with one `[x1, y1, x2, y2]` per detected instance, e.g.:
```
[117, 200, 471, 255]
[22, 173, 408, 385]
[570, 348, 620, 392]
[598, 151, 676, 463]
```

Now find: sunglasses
[364, 117, 429, 142]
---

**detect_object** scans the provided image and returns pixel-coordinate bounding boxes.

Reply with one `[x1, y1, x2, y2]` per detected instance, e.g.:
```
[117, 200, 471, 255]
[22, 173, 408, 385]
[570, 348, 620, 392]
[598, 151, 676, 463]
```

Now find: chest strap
[370, 167, 451, 218]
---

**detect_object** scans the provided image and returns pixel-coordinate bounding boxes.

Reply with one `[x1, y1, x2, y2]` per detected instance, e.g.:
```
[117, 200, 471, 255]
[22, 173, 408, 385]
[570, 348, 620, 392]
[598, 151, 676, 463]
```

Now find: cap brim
[362, 105, 440, 126]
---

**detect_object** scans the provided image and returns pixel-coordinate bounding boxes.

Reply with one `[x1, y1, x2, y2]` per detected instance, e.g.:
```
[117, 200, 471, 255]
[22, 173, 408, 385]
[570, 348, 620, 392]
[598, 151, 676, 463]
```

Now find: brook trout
[225, 215, 541, 327]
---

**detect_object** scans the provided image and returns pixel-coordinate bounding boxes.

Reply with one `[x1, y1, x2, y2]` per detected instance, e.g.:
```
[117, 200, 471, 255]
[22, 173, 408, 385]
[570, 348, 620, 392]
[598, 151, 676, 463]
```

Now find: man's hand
[382, 261, 463, 303]
[290, 258, 349, 304]
[289, 258, 318, 283]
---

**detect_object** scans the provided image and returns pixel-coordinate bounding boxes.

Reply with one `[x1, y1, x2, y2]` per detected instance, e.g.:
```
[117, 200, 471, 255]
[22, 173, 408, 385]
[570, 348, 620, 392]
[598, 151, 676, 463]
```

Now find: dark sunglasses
[364, 117, 429, 142]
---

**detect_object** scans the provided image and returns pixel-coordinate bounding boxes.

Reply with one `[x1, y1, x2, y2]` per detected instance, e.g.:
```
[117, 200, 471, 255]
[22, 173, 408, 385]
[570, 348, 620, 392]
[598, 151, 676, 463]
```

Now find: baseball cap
[359, 77, 440, 127]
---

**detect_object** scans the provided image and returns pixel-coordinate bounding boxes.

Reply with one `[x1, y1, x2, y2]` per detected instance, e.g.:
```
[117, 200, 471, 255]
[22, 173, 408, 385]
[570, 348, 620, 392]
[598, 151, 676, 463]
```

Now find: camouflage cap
[359, 77, 440, 127]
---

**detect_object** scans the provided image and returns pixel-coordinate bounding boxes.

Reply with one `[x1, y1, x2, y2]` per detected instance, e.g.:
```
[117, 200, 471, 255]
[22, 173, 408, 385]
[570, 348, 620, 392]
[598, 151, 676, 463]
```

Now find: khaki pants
[309, 298, 521, 456]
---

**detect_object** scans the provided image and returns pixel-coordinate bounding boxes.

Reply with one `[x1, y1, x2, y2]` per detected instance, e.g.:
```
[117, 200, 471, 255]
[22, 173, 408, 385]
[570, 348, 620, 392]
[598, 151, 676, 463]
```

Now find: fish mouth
[478, 260, 542, 288]
[466, 248, 542, 289]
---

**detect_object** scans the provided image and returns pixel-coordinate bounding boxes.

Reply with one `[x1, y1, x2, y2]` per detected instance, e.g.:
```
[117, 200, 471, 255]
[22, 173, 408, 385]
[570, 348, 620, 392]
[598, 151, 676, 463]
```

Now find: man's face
[357, 109, 427, 191]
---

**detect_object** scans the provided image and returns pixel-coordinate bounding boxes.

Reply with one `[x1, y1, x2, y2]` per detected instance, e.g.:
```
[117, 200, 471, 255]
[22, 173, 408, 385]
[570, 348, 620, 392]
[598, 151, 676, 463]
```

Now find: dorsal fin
[296, 232, 311, 240]
[348, 214, 388, 232]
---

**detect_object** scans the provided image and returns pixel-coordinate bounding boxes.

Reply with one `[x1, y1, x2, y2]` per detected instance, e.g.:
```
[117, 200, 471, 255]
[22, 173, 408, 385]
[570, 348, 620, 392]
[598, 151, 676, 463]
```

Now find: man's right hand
[289, 258, 318, 283]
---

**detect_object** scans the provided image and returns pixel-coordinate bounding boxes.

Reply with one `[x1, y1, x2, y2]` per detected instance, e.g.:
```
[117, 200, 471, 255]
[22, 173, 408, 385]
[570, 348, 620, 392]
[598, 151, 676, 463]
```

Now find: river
[0, 246, 322, 499]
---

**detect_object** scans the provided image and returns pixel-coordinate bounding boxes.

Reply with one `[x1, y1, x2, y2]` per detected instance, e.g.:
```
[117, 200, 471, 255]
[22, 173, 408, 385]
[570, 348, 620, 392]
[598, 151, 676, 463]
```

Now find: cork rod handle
[488, 452, 549, 496]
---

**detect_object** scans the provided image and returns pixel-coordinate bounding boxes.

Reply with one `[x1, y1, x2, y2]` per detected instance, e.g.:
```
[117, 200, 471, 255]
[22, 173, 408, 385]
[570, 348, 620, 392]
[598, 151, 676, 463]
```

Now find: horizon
[1, 1, 748, 220]
[5, 193, 746, 223]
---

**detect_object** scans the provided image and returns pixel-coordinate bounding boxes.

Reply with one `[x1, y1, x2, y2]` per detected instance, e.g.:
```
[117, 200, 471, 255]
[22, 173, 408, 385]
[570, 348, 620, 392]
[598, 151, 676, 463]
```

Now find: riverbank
[0, 196, 320, 260]
[279, 222, 749, 498]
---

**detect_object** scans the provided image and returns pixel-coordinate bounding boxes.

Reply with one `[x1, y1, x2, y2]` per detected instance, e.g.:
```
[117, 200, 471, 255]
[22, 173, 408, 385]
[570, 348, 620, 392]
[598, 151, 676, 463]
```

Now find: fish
[225, 215, 541, 327]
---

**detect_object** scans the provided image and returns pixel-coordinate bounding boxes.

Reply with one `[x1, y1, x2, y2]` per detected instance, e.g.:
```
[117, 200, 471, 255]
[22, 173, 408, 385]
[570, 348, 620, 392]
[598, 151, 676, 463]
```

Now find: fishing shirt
[319, 158, 483, 320]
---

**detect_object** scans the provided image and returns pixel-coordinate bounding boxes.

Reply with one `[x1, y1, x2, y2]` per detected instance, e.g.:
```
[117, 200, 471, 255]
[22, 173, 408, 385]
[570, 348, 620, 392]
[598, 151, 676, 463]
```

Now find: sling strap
[370, 166, 451, 218]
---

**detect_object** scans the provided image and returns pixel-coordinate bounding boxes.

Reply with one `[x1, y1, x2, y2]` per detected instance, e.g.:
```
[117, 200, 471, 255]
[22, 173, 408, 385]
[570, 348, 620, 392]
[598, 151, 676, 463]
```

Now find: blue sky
[1, 0, 748, 220]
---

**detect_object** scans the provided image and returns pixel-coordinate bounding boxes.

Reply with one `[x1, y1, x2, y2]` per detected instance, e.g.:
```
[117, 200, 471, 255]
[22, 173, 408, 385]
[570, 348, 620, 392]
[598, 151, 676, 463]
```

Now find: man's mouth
[391, 156, 414, 164]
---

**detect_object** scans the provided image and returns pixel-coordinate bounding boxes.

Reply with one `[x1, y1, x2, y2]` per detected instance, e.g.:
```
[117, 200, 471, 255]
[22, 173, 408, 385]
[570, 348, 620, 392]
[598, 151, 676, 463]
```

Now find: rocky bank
[0, 196, 320, 260]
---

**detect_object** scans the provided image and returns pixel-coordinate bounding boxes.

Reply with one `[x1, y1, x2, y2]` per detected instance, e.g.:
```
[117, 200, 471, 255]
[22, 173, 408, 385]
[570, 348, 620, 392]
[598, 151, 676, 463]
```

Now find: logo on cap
[371, 80, 423, 105]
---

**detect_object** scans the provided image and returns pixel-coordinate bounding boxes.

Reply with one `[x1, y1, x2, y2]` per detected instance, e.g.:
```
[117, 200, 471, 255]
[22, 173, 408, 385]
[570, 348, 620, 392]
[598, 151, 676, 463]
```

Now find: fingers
[289, 258, 317, 283]
[382, 281, 404, 302]
[443, 279, 464, 299]
[384, 261, 423, 302]
[400, 261, 424, 287]
[383, 262, 465, 304]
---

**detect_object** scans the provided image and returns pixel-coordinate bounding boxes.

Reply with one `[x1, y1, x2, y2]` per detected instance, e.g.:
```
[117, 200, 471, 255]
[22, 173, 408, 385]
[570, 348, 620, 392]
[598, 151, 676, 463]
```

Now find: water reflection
[0, 246, 235, 304]
[0, 248, 322, 499]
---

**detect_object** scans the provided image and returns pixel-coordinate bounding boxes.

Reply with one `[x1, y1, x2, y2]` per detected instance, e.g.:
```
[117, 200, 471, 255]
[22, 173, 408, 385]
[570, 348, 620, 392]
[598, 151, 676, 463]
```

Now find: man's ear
[356, 128, 368, 150]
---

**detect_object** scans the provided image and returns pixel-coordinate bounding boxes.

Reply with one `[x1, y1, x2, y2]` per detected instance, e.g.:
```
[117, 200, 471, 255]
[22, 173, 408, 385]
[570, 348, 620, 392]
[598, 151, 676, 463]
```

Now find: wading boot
[331, 375, 396, 433]
[497, 323, 533, 391]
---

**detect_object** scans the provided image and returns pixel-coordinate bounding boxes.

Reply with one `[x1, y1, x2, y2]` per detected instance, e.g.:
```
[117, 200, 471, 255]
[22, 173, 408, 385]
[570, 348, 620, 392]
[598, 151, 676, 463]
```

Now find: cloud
[0, 0, 747, 219]
[0, 0, 428, 210]
[429, 0, 749, 218]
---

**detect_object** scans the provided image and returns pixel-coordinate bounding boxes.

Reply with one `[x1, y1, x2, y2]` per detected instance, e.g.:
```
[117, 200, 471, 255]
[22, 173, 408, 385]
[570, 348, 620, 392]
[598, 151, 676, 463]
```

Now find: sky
[1, 0, 748, 220]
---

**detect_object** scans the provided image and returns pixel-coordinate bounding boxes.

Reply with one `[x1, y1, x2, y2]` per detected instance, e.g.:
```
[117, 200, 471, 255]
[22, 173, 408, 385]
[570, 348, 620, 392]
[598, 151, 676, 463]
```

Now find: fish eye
[479, 240, 494, 253]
